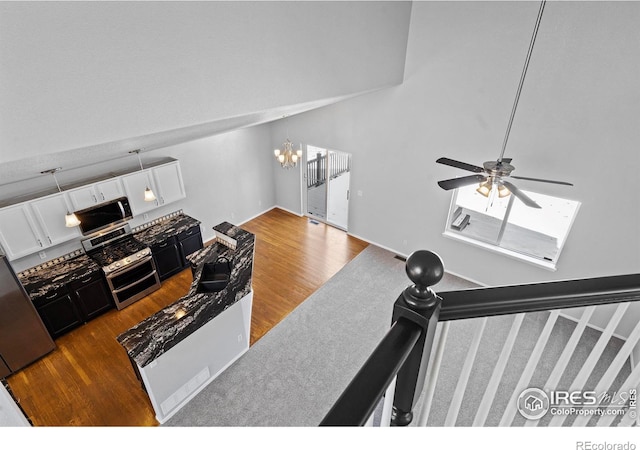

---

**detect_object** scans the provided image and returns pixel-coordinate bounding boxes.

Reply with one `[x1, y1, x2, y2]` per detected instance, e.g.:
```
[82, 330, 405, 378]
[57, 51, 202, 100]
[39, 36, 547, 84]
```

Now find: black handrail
[439, 273, 640, 321]
[319, 318, 422, 426]
[319, 248, 640, 427]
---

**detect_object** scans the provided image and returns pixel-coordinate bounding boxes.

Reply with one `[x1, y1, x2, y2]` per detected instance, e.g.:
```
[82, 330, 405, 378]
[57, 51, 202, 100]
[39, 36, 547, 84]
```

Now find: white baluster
[444, 317, 487, 426]
[499, 310, 560, 426]
[548, 302, 630, 427]
[525, 306, 596, 427]
[416, 321, 451, 426]
[572, 318, 640, 426]
[473, 313, 525, 426]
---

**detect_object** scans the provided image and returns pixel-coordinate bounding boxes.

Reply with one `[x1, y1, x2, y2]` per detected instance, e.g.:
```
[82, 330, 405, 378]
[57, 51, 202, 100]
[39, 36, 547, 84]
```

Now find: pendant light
[130, 149, 156, 202]
[41, 168, 81, 227]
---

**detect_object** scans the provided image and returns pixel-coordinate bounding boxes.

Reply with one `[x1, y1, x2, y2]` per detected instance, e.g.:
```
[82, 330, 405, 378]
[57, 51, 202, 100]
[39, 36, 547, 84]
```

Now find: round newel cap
[405, 250, 444, 287]
[402, 250, 444, 309]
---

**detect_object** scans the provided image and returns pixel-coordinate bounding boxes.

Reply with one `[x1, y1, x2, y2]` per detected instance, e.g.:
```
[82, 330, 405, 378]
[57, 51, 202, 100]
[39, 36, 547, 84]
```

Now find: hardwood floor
[6, 208, 368, 426]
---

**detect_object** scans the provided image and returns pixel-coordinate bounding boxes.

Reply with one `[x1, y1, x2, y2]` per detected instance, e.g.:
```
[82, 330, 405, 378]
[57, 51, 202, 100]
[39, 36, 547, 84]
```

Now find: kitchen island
[116, 222, 255, 423]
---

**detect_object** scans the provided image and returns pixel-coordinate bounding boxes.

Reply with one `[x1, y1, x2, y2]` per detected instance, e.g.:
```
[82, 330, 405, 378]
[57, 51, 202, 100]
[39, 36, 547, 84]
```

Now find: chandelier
[274, 139, 302, 169]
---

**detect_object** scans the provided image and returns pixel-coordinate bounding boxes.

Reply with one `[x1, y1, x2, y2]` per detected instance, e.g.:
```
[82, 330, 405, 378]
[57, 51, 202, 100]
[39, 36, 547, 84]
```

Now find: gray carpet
[164, 244, 632, 427]
[164, 245, 476, 426]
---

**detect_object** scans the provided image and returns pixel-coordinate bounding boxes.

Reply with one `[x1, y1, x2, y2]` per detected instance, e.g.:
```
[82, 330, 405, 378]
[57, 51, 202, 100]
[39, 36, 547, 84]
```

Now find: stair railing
[319, 249, 640, 427]
[307, 152, 351, 189]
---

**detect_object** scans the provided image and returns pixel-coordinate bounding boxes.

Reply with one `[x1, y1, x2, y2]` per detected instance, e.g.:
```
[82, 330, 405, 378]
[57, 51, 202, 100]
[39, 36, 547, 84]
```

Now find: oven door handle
[111, 270, 158, 294]
[107, 256, 153, 275]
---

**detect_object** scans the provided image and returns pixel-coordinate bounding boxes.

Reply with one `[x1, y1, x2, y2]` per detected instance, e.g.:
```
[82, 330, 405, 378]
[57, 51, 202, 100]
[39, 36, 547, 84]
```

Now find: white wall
[273, 1, 640, 288]
[0, 1, 410, 167]
[159, 125, 276, 243]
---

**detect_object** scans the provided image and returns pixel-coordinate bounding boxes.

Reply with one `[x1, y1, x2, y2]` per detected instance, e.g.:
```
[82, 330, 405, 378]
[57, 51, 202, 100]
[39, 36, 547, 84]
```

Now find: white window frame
[443, 186, 581, 271]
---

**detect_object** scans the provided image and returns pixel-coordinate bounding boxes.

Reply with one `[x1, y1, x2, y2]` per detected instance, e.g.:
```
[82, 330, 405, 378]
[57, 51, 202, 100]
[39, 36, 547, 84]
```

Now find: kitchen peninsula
[117, 222, 255, 423]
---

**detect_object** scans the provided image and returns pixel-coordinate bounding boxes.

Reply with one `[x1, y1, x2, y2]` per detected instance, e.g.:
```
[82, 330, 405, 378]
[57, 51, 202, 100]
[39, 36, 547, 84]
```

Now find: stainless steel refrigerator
[0, 254, 55, 378]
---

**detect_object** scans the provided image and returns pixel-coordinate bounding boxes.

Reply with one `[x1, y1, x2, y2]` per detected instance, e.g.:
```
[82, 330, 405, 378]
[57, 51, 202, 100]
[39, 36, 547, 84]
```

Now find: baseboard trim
[272, 205, 304, 217]
[346, 232, 407, 260]
[239, 205, 280, 225]
[347, 232, 489, 288]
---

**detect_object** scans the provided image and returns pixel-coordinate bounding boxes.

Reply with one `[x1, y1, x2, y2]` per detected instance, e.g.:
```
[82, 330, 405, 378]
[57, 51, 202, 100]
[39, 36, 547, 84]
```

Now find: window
[443, 185, 580, 270]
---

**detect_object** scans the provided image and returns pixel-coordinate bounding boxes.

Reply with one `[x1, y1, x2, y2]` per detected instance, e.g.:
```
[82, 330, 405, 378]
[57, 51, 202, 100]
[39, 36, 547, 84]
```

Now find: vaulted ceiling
[0, 1, 411, 186]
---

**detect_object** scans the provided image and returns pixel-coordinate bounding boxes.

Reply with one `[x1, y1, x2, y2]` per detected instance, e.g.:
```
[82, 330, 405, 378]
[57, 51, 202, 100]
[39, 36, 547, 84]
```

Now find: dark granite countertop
[132, 213, 201, 247]
[19, 254, 101, 300]
[17, 213, 201, 301]
[116, 222, 255, 368]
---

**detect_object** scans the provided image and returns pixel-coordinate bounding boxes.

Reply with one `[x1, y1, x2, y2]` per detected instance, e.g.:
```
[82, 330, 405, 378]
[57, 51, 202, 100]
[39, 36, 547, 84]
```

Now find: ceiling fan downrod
[498, 0, 546, 163]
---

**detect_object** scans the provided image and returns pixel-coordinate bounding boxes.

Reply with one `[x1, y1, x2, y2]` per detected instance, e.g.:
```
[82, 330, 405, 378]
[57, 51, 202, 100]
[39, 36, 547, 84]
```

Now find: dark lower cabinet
[151, 225, 204, 281]
[34, 272, 114, 339]
[151, 236, 183, 281]
[178, 225, 204, 267]
[34, 288, 83, 339]
[69, 271, 114, 321]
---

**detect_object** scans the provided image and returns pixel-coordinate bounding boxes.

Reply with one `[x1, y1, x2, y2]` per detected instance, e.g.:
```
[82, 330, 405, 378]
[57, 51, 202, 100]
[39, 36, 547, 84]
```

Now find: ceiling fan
[435, 0, 572, 209]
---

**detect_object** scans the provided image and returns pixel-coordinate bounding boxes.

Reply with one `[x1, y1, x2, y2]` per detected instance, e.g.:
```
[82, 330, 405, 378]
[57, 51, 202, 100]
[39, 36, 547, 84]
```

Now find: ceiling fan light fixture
[497, 184, 511, 198]
[476, 181, 492, 197]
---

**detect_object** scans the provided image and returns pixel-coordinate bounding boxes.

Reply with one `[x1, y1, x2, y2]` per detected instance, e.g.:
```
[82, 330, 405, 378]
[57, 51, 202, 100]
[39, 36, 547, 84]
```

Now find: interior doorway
[305, 145, 351, 231]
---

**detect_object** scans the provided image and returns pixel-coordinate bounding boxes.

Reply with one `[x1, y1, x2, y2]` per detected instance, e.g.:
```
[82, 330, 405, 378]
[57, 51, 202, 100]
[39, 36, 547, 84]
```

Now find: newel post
[390, 250, 444, 426]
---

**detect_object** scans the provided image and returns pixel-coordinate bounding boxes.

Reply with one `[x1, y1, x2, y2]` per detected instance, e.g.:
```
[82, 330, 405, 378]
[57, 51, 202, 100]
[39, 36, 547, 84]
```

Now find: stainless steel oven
[105, 256, 160, 310]
[82, 224, 161, 310]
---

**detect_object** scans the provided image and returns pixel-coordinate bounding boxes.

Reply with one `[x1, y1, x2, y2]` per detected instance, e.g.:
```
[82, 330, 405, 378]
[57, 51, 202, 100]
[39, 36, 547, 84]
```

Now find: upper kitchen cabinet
[30, 194, 81, 246]
[120, 170, 158, 216]
[152, 161, 186, 207]
[68, 178, 124, 211]
[121, 161, 186, 217]
[0, 203, 46, 260]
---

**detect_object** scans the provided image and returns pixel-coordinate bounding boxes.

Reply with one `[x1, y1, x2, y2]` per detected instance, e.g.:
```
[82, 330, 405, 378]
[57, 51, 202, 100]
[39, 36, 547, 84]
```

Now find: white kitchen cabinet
[120, 170, 158, 215]
[67, 185, 100, 211]
[0, 203, 45, 260]
[68, 178, 124, 211]
[152, 161, 186, 207]
[96, 178, 124, 204]
[29, 193, 81, 246]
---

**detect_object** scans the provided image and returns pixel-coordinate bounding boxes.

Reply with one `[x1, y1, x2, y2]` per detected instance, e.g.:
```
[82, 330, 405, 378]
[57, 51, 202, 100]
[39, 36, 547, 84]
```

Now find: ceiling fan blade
[502, 181, 541, 209]
[500, 158, 513, 164]
[511, 175, 573, 186]
[438, 174, 487, 191]
[436, 157, 485, 173]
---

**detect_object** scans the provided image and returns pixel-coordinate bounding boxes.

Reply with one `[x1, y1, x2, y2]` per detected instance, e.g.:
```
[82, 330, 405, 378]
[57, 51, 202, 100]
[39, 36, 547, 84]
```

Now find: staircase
[412, 306, 639, 427]
[320, 254, 640, 428]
